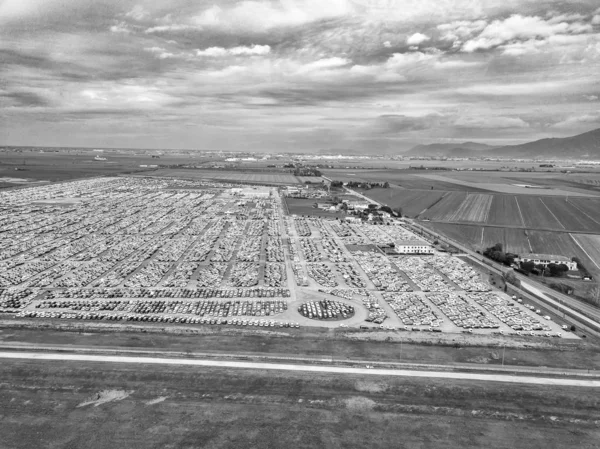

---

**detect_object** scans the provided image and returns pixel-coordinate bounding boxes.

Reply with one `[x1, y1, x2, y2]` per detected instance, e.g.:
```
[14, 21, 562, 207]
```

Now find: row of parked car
[353, 251, 412, 292]
[307, 263, 338, 287]
[16, 309, 301, 328]
[383, 292, 442, 327]
[298, 300, 354, 320]
[44, 287, 291, 300]
[35, 298, 288, 317]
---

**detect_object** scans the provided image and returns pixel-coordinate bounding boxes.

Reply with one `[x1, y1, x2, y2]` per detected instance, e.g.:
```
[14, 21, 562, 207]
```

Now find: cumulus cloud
[3, 0, 600, 151]
[406, 33, 430, 45]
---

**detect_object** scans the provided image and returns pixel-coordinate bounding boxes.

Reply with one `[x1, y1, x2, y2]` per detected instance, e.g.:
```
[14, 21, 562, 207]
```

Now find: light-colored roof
[521, 253, 571, 262]
[396, 239, 430, 246]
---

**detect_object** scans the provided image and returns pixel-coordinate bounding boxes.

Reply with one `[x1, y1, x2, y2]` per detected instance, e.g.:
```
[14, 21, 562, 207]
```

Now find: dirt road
[2, 351, 599, 387]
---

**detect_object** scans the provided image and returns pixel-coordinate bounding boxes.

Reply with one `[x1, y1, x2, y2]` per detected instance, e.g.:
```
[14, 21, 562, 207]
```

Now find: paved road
[2, 351, 599, 387]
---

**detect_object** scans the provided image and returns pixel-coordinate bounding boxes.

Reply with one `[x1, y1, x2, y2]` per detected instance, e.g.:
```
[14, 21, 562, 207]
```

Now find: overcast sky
[1, 0, 599, 152]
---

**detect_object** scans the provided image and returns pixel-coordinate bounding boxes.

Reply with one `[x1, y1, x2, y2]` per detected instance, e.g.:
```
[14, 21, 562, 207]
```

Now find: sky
[1, 0, 600, 152]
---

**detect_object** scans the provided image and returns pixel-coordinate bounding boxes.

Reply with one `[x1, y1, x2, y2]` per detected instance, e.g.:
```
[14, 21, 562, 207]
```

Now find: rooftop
[396, 239, 430, 247]
[521, 253, 571, 262]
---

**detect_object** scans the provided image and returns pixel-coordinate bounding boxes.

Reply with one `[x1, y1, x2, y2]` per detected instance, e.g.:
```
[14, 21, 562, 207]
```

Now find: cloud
[551, 113, 600, 129]
[195, 45, 271, 57]
[188, 0, 354, 33]
[406, 33, 430, 45]
[454, 116, 529, 129]
[461, 14, 592, 52]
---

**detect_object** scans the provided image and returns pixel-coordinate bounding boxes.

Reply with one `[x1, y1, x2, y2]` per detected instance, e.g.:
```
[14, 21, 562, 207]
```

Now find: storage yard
[0, 176, 575, 339]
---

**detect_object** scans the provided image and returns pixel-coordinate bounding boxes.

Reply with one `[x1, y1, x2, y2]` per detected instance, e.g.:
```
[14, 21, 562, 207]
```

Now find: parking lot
[0, 176, 575, 338]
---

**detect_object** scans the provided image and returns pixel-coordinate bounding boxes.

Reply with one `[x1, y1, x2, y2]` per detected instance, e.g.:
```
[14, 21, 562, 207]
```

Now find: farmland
[150, 168, 300, 184]
[569, 234, 600, 275]
[486, 195, 524, 226]
[446, 194, 493, 223]
[353, 187, 446, 217]
[420, 192, 467, 221]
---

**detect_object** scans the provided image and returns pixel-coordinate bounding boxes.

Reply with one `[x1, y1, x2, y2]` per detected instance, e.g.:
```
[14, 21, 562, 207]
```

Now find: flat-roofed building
[395, 239, 433, 254]
[519, 254, 577, 270]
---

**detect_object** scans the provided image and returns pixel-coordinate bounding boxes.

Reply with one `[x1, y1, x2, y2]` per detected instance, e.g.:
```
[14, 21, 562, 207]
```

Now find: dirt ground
[0, 358, 598, 449]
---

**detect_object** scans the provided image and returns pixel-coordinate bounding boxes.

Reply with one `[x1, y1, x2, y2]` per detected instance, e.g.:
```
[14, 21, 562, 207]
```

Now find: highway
[2, 351, 600, 387]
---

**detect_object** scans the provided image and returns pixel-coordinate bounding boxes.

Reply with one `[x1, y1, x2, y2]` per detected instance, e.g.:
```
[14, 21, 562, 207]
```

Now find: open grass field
[1, 358, 599, 449]
[150, 169, 299, 184]
[356, 187, 446, 217]
[420, 192, 467, 221]
[486, 195, 524, 227]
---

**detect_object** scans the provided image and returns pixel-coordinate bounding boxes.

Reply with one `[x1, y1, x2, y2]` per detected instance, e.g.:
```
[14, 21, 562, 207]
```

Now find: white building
[395, 239, 433, 254]
[519, 254, 577, 270]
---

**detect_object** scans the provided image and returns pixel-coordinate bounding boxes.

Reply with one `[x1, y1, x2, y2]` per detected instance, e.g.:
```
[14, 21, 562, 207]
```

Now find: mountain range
[407, 127, 600, 159]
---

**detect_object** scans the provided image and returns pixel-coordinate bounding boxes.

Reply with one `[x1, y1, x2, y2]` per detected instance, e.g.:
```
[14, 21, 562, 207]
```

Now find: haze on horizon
[1, 0, 600, 153]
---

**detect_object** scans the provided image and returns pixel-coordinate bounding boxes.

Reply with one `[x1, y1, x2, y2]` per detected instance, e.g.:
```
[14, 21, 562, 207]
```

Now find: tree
[502, 270, 520, 288]
[383, 181, 390, 188]
[520, 261, 535, 273]
[590, 286, 600, 307]
[368, 204, 378, 210]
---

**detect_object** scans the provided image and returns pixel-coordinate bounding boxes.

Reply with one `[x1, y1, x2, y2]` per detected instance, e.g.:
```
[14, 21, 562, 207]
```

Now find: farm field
[323, 170, 491, 192]
[541, 197, 600, 233]
[515, 196, 565, 230]
[445, 193, 493, 223]
[570, 234, 600, 274]
[420, 192, 467, 221]
[504, 228, 532, 254]
[355, 187, 446, 217]
[0, 149, 215, 184]
[423, 223, 533, 255]
[528, 231, 600, 276]
[569, 198, 600, 226]
[422, 222, 482, 249]
[296, 176, 324, 184]
[420, 173, 600, 197]
[481, 227, 505, 252]
[150, 169, 299, 184]
[486, 195, 524, 227]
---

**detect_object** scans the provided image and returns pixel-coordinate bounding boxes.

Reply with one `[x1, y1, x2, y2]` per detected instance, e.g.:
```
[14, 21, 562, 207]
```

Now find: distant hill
[405, 141, 495, 157]
[491, 127, 600, 159]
